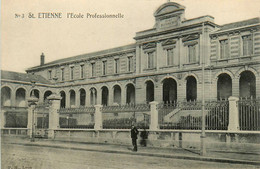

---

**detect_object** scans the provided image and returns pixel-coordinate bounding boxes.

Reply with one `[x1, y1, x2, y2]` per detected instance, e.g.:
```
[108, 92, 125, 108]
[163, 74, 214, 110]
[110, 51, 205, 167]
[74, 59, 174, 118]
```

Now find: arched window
[217, 73, 232, 100]
[239, 71, 256, 99]
[186, 76, 197, 101]
[70, 90, 76, 107]
[16, 88, 26, 107]
[101, 86, 109, 106]
[1, 87, 11, 106]
[126, 84, 135, 104]
[43, 90, 52, 102]
[60, 91, 66, 108]
[79, 89, 86, 106]
[113, 85, 121, 105]
[30, 89, 40, 98]
[146, 81, 154, 103]
[162, 78, 177, 103]
[90, 88, 97, 106]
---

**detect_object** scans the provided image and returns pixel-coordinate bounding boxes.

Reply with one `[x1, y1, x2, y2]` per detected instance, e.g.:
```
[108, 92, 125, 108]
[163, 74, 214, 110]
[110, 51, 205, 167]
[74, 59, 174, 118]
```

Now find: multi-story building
[2, 2, 260, 110]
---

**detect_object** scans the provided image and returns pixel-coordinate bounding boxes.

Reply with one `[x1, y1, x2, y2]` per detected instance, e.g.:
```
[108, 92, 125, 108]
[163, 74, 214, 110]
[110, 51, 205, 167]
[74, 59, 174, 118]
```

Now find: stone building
[1, 2, 260, 109]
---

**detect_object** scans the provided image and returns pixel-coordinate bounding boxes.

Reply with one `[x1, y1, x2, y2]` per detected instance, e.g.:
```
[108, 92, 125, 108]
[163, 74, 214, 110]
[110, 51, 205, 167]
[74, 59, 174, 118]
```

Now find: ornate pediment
[154, 2, 185, 30]
[143, 42, 156, 50]
[154, 2, 185, 17]
[182, 34, 200, 42]
[162, 39, 177, 46]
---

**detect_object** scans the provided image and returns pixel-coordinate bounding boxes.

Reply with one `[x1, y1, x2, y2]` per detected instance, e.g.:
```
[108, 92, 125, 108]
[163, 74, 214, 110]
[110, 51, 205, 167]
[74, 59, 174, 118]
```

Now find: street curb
[8, 142, 260, 166]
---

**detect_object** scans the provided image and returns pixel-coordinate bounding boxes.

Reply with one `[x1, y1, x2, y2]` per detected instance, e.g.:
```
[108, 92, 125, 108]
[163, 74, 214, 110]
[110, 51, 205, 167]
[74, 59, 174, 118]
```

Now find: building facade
[1, 2, 260, 109]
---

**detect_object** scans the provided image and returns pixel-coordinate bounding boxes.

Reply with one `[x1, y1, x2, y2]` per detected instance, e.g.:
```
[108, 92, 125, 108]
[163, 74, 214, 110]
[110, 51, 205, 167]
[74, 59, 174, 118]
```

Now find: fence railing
[58, 107, 95, 114]
[3, 98, 260, 131]
[158, 100, 229, 130]
[4, 109, 28, 128]
[102, 103, 150, 113]
[102, 103, 150, 129]
[58, 106, 95, 129]
[238, 98, 260, 131]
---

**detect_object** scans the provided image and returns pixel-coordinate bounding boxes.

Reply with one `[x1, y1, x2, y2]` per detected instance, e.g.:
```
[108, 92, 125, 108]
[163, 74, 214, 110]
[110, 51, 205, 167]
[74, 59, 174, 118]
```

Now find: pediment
[143, 42, 156, 50]
[162, 39, 177, 46]
[182, 34, 200, 42]
[154, 2, 185, 17]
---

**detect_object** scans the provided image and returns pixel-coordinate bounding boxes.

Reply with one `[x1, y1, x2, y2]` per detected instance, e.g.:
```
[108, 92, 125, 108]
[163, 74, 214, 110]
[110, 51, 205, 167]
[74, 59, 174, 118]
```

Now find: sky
[1, 0, 260, 73]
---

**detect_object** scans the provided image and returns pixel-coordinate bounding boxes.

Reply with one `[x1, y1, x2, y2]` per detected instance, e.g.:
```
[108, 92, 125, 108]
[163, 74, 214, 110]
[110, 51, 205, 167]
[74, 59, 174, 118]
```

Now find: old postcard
[1, 0, 260, 168]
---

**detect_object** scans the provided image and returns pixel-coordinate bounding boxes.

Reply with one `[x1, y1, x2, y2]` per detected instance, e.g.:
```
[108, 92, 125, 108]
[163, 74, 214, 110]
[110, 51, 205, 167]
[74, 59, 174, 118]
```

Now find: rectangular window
[61, 68, 64, 81]
[242, 35, 253, 56]
[91, 63, 95, 77]
[147, 52, 154, 68]
[48, 70, 52, 80]
[188, 45, 196, 63]
[70, 66, 74, 80]
[80, 64, 84, 78]
[166, 48, 174, 66]
[114, 58, 119, 74]
[102, 60, 107, 75]
[128, 56, 133, 72]
[220, 39, 229, 59]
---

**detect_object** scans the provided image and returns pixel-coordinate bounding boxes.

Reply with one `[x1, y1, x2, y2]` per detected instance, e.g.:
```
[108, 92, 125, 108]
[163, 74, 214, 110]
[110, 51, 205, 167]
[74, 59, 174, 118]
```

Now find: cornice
[210, 24, 260, 37]
[134, 21, 216, 40]
[1, 79, 56, 88]
[26, 48, 136, 72]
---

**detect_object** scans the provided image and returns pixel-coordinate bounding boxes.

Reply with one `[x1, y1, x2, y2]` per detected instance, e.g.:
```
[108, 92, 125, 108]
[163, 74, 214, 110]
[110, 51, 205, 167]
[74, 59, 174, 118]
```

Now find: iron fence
[58, 107, 95, 129]
[4, 108, 28, 128]
[239, 98, 260, 131]
[102, 103, 150, 129]
[158, 100, 229, 130]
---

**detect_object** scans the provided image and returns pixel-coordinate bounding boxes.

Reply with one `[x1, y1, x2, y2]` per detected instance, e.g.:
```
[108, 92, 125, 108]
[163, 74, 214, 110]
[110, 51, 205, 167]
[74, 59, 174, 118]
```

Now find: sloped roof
[218, 17, 260, 31]
[27, 43, 136, 71]
[1, 70, 51, 84]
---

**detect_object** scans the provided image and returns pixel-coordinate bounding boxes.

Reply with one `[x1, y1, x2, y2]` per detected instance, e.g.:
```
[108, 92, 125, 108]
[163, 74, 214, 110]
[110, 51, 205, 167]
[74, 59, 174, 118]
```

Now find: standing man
[131, 124, 139, 152]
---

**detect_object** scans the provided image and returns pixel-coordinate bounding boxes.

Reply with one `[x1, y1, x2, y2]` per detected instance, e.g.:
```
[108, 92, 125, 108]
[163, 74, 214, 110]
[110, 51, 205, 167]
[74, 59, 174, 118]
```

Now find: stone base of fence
[24, 129, 257, 152]
[2, 128, 260, 152]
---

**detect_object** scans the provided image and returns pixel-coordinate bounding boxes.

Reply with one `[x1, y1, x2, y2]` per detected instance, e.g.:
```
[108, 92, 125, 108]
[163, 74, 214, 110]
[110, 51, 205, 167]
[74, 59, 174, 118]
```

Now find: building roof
[218, 17, 260, 31]
[27, 43, 136, 72]
[1, 70, 51, 84]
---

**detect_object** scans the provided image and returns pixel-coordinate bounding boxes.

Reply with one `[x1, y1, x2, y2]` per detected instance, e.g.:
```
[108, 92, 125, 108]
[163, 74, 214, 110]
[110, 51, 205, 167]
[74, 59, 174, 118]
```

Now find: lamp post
[200, 23, 206, 156]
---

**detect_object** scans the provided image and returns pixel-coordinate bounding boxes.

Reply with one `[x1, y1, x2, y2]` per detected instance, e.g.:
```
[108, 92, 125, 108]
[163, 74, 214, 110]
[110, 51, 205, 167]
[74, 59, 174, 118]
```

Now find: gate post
[228, 96, 239, 131]
[27, 95, 38, 141]
[48, 93, 62, 139]
[27, 106, 33, 137]
[94, 104, 103, 130]
[1, 110, 6, 129]
[149, 101, 159, 130]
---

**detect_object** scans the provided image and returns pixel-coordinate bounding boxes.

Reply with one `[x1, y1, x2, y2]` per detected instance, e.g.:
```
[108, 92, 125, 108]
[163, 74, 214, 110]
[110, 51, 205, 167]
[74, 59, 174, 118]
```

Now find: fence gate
[35, 105, 49, 138]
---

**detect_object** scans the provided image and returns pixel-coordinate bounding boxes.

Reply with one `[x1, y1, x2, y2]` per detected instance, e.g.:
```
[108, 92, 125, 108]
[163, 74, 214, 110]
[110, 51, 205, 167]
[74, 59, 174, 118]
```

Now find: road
[1, 143, 259, 169]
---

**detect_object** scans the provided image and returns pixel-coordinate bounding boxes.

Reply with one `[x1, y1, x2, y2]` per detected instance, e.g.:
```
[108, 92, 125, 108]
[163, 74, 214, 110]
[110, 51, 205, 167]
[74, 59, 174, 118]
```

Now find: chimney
[40, 53, 45, 65]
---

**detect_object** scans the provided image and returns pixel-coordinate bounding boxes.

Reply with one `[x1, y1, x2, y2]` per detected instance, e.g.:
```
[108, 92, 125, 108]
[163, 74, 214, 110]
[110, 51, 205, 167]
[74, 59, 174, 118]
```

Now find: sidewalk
[2, 136, 260, 166]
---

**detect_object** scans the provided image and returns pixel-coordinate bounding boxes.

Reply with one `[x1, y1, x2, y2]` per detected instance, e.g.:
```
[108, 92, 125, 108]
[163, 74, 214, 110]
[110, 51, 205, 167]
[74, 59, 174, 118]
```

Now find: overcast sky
[1, 0, 260, 73]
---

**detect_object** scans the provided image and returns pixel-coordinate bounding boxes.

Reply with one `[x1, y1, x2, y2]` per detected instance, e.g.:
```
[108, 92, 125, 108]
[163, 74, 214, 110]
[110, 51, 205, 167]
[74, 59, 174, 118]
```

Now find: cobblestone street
[2, 142, 259, 169]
